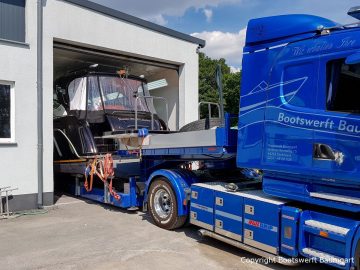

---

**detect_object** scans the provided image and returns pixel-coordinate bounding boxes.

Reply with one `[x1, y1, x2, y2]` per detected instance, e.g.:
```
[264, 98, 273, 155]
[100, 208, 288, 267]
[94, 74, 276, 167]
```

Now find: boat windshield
[68, 75, 154, 113]
[99, 76, 151, 112]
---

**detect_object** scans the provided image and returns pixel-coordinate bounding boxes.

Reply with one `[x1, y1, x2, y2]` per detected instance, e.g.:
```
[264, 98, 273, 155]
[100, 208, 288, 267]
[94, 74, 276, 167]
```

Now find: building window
[0, 0, 26, 43]
[0, 81, 15, 143]
[326, 59, 360, 114]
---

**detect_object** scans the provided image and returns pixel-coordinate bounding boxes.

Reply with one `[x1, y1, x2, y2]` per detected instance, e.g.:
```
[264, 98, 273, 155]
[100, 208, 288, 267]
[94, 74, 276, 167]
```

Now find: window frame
[0, 80, 15, 143]
[0, 0, 26, 44]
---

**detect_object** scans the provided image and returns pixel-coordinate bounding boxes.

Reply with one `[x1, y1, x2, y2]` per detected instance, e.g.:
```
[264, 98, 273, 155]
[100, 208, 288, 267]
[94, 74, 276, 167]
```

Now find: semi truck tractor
[54, 7, 360, 270]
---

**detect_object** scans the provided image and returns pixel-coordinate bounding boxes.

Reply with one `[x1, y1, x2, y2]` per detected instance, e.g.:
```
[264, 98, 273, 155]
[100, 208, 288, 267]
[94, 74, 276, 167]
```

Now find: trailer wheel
[148, 178, 187, 230]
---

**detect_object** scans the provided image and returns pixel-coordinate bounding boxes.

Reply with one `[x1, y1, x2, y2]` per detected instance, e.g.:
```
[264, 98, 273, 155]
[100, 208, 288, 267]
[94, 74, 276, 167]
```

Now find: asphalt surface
[0, 194, 333, 270]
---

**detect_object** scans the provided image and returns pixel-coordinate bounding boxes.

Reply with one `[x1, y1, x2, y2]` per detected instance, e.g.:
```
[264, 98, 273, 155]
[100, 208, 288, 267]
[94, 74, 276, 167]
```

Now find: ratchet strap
[84, 154, 120, 201]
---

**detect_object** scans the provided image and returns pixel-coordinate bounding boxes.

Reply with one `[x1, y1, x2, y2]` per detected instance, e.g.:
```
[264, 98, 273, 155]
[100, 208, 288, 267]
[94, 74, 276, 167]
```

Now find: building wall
[0, 0, 200, 210]
[0, 1, 52, 210]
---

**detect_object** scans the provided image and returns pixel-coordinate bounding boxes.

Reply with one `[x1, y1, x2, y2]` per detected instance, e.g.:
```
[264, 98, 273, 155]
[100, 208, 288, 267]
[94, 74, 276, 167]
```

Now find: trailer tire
[148, 178, 187, 230]
[179, 118, 222, 132]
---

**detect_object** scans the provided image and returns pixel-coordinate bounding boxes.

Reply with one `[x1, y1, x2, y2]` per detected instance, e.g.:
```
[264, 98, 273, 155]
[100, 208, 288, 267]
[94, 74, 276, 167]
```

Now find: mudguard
[144, 169, 198, 216]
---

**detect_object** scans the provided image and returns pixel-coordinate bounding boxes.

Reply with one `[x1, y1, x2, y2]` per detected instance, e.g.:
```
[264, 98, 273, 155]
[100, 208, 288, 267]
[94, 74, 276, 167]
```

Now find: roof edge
[62, 0, 206, 48]
[246, 14, 338, 47]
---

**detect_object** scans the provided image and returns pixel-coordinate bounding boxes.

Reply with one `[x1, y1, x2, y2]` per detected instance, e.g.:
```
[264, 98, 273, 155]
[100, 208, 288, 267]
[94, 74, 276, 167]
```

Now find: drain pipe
[37, 0, 44, 208]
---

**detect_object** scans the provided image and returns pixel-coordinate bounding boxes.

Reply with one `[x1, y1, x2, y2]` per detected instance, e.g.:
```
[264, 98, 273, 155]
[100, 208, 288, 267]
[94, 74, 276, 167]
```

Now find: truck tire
[179, 118, 222, 132]
[354, 240, 360, 269]
[148, 178, 187, 230]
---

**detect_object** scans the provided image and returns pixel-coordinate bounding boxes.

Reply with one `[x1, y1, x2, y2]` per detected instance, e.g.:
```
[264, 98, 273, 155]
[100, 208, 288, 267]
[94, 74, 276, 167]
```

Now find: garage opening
[52, 42, 180, 197]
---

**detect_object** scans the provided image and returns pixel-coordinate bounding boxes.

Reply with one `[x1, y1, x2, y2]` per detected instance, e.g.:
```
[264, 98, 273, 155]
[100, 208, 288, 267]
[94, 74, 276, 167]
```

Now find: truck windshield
[87, 76, 153, 113]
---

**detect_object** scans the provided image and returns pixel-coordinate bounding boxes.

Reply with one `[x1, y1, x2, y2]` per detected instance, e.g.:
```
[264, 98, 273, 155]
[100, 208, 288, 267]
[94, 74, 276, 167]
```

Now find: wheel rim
[153, 188, 172, 219]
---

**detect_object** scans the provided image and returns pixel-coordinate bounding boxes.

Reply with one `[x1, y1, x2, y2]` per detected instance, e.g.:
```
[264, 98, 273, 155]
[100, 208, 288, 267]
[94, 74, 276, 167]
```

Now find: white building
[0, 0, 204, 211]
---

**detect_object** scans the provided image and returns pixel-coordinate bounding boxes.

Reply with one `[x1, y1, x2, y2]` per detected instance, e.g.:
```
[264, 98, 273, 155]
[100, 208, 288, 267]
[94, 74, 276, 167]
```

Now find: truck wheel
[354, 240, 360, 269]
[148, 178, 187, 230]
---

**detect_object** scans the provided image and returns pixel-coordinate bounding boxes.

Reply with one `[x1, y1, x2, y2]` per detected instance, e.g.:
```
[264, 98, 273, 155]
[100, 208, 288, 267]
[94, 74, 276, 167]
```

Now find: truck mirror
[345, 52, 360, 65]
[348, 6, 360, 20]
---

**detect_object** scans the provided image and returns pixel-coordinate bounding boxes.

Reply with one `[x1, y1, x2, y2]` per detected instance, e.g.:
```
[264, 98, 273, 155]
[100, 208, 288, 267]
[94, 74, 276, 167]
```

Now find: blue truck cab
[237, 14, 360, 212]
[189, 12, 360, 270]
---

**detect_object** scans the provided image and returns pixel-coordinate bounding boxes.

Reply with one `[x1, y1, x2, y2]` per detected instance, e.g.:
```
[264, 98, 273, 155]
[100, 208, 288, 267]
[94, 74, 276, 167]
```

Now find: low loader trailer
[55, 7, 360, 270]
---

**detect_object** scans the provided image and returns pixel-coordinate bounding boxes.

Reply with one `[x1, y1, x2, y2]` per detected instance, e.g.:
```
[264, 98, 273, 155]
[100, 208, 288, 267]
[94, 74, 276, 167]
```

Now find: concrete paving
[0, 194, 332, 270]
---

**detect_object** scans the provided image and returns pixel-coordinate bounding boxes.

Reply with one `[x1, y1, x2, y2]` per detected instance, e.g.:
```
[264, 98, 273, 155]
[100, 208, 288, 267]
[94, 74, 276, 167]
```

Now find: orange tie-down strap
[84, 154, 120, 201]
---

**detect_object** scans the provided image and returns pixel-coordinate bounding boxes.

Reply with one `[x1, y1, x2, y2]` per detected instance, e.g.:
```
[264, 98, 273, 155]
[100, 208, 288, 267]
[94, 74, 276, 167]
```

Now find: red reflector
[208, 147, 217, 151]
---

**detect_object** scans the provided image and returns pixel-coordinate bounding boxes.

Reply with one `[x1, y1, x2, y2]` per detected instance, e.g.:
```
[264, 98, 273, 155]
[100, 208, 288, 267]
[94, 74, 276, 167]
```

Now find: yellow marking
[53, 159, 87, 164]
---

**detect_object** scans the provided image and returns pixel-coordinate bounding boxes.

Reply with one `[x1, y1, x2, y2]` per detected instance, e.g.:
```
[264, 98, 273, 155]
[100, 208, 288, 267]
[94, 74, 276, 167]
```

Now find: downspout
[37, 0, 44, 208]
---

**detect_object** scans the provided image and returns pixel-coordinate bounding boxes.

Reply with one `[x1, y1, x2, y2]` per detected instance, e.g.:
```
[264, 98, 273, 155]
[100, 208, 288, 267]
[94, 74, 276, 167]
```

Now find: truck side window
[327, 59, 360, 114]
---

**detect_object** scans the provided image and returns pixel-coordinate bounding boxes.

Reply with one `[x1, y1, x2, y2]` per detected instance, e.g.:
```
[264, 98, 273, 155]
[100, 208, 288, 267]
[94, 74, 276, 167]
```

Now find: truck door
[313, 52, 360, 187]
[263, 57, 318, 179]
